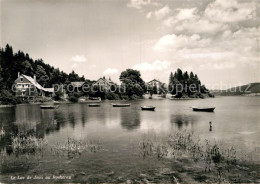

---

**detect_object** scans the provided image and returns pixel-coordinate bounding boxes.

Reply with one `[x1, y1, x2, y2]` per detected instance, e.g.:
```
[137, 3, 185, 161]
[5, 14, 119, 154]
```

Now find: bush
[0, 90, 16, 105]
[53, 94, 62, 101]
[69, 95, 78, 103]
[105, 92, 120, 100]
[129, 94, 141, 100]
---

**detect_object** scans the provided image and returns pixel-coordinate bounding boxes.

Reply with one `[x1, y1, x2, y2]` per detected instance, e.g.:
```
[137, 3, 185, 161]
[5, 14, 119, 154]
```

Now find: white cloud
[175, 19, 228, 34]
[204, 0, 257, 22]
[103, 68, 119, 75]
[89, 64, 97, 69]
[199, 62, 236, 70]
[176, 8, 198, 20]
[72, 63, 77, 68]
[71, 55, 87, 63]
[163, 8, 199, 27]
[162, 0, 257, 34]
[213, 62, 236, 70]
[153, 26, 259, 73]
[146, 6, 171, 20]
[132, 60, 171, 71]
[153, 34, 210, 52]
[127, 0, 151, 9]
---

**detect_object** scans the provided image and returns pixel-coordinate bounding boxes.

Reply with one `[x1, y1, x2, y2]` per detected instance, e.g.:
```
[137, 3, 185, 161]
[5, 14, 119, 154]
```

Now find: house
[14, 72, 54, 98]
[70, 81, 88, 93]
[93, 77, 115, 90]
[146, 79, 164, 94]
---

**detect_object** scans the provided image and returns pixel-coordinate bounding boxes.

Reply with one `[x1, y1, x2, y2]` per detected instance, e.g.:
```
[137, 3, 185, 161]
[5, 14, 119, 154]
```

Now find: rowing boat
[141, 106, 156, 111]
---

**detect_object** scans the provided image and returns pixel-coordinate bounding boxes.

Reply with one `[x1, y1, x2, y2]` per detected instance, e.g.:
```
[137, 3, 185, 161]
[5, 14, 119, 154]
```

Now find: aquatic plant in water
[11, 133, 47, 157]
[51, 137, 102, 159]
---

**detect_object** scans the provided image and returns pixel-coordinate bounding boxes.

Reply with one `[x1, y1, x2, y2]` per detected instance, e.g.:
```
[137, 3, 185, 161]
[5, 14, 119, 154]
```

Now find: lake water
[0, 96, 260, 182]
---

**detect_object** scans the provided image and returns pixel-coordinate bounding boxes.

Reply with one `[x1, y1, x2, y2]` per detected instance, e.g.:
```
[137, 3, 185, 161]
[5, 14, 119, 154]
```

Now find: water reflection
[80, 104, 86, 127]
[170, 114, 196, 129]
[1, 97, 259, 156]
[120, 108, 140, 130]
[0, 107, 17, 154]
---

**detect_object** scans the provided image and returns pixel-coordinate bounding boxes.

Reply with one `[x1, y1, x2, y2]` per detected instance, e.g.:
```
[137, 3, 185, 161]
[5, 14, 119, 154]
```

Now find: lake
[0, 96, 260, 183]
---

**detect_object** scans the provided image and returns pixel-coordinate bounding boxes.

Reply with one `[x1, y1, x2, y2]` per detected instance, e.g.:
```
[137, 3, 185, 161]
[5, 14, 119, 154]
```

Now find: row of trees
[0, 44, 86, 104]
[0, 44, 213, 104]
[168, 68, 210, 98]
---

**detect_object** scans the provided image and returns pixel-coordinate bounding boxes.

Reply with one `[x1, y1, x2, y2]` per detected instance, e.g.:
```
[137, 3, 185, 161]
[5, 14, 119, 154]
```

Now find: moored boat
[79, 97, 101, 103]
[40, 105, 59, 109]
[111, 103, 130, 107]
[141, 106, 156, 111]
[192, 107, 215, 112]
[88, 104, 100, 107]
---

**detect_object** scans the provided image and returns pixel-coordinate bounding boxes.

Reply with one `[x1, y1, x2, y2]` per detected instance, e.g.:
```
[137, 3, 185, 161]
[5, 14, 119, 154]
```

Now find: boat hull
[40, 105, 59, 109]
[112, 104, 130, 107]
[88, 104, 100, 107]
[192, 108, 215, 112]
[141, 107, 155, 111]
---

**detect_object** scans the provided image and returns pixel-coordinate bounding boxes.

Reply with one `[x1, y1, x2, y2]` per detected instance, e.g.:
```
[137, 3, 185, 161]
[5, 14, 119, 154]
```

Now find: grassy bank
[0, 130, 259, 183]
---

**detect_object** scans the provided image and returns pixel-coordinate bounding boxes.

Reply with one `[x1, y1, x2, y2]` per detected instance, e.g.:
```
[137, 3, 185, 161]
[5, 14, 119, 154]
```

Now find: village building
[14, 73, 54, 98]
[146, 79, 164, 94]
[92, 77, 115, 90]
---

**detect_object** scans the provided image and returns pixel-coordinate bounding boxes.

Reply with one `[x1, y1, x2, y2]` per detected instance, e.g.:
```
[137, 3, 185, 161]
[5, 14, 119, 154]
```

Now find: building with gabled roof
[146, 79, 165, 94]
[14, 73, 54, 97]
[71, 82, 86, 88]
[93, 77, 115, 89]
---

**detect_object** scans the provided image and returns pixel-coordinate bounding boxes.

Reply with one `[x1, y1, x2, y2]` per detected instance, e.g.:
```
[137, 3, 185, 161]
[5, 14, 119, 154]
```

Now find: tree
[168, 69, 210, 98]
[176, 68, 183, 83]
[35, 65, 49, 87]
[119, 69, 146, 97]
[68, 70, 81, 82]
[22, 60, 34, 76]
[0, 65, 3, 92]
[168, 72, 174, 92]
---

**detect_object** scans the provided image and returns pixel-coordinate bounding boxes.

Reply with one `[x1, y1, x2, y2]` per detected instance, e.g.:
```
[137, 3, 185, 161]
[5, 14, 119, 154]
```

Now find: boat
[40, 105, 59, 109]
[192, 107, 215, 112]
[111, 103, 130, 107]
[141, 106, 156, 111]
[79, 97, 101, 103]
[88, 104, 100, 107]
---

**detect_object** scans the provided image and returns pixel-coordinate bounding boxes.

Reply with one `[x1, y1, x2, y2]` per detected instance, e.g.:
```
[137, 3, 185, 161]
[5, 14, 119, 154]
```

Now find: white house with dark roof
[146, 79, 164, 94]
[93, 77, 115, 89]
[71, 82, 86, 88]
[14, 72, 54, 97]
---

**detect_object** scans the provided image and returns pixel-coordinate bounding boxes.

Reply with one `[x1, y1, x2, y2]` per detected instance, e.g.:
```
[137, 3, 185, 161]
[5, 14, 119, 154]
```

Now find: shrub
[0, 90, 16, 105]
[69, 95, 78, 103]
[105, 92, 120, 100]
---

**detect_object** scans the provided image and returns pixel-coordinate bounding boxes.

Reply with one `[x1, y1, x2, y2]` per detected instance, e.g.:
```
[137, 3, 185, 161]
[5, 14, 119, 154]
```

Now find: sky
[0, 0, 259, 89]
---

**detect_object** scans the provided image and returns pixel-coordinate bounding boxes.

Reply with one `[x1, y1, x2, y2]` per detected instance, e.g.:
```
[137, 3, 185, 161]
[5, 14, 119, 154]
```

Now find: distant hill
[211, 83, 260, 96]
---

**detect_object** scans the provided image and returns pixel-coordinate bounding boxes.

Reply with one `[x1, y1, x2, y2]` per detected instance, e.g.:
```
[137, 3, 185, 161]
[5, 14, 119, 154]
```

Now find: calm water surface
[1, 96, 259, 155]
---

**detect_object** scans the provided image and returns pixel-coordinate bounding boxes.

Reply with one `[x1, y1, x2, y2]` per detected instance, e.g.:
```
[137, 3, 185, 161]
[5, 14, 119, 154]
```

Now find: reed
[11, 133, 47, 157]
[51, 137, 102, 159]
[138, 130, 238, 170]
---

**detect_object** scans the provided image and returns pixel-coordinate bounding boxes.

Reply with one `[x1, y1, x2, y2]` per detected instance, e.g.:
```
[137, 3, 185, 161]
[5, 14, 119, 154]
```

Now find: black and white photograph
[0, 0, 259, 183]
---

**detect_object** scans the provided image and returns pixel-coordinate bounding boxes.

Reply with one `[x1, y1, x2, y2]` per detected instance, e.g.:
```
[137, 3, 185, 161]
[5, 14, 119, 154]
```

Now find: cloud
[132, 60, 171, 71]
[161, 0, 257, 35]
[153, 34, 210, 52]
[163, 7, 227, 34]
[71, 55, 87, 63]
[175, 19, 228, 34]
[127, 0, 151, 9]
[72, 63, 77, 68]
[103, 68, 119, 75]
[163, 8, 198, 26]
[204, 0, 257, 22]
[89, 64, 97, 69]
[199, 62, 236, 70]
[146, 6, 171, 20]
[152, 26, 259, 74]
